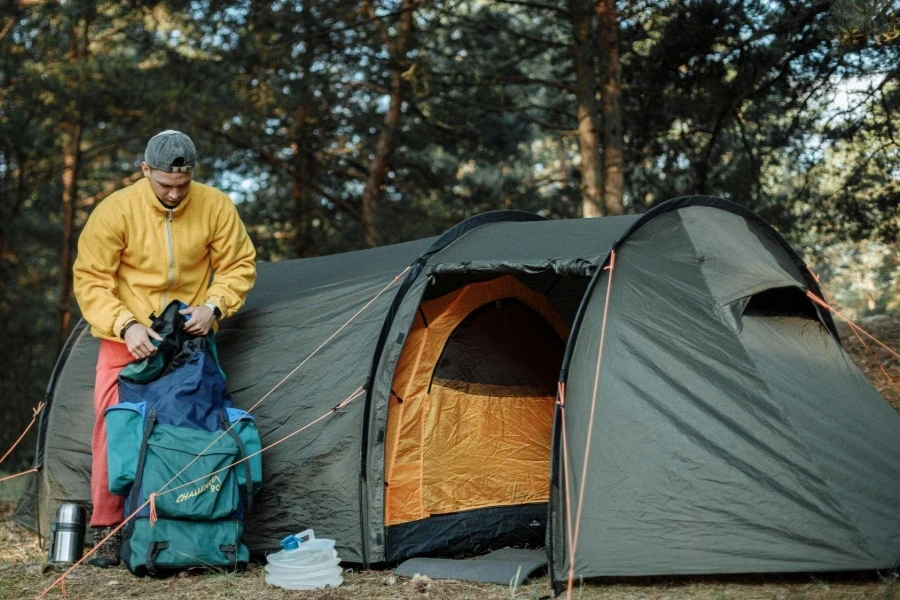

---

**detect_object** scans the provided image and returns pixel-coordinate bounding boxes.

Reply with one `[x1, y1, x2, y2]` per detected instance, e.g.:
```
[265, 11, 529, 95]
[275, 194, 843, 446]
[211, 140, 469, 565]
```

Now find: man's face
[141, 162, 193, 208]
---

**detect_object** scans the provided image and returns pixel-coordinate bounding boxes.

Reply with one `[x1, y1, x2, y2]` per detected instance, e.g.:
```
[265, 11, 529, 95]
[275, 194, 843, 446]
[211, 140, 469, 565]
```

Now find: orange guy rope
[148, 493, 159, 527]
[847, 320, 900, 400]
[37, 499, 151, 599]
[156, 387, 365, 498]
[0, 401, 45, 467]
[566, 251, 617, 599]
[807, 291, 900, 362]
[0, 468, 38, 484]
[237, 266, 411, 418]
[37, 386, 365, 599]
[153, 266, 410, 499]
[805, 267, 900, 400]
[38, 265, 409, 598]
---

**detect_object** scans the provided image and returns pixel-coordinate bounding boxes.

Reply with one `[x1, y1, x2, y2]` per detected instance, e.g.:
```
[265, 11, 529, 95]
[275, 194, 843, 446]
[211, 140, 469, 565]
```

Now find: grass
[1, 558, 896, 600]
[1, 315, 899, 599]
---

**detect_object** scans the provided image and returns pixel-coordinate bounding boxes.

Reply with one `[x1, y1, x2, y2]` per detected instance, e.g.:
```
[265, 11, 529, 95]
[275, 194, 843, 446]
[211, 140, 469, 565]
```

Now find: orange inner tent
[385, 275, 569, 526]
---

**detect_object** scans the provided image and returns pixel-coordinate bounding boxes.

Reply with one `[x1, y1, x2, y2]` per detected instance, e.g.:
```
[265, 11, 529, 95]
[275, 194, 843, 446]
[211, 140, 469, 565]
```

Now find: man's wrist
[204, 302, 222, 320]
[119, 319, 138, 339]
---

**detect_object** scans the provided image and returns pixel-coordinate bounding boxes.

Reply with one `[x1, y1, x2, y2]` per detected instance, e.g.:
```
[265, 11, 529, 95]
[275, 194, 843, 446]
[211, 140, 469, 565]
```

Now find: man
[73, 130, 256, 567]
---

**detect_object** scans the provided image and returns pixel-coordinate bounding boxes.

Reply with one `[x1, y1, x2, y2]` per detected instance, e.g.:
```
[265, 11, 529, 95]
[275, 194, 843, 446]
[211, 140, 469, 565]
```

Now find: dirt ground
[1, 315, 898, 600]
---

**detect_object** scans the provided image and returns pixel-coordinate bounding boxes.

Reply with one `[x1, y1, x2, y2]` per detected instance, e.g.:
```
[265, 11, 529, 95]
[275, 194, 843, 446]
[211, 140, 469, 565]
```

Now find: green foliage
[830, 0, 900, 48]
[0, 0, 898, 467]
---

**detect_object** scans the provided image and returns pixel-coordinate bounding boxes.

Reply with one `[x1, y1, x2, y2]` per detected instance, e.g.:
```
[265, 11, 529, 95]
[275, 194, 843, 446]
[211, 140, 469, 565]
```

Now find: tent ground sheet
[394, 547, 547, 585]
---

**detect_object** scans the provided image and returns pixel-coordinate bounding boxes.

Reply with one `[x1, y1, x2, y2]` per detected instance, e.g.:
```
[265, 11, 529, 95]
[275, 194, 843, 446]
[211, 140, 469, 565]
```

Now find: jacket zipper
[162, 209, 175, 311]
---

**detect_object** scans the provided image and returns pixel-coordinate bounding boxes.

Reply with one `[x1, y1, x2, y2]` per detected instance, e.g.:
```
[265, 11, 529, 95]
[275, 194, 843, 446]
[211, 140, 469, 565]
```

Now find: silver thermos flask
[48, 503, 86, 563]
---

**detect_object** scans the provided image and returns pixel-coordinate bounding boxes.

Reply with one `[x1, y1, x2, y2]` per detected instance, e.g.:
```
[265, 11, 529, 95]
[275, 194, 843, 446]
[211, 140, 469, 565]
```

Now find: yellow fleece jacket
[73, 178, 256, 341]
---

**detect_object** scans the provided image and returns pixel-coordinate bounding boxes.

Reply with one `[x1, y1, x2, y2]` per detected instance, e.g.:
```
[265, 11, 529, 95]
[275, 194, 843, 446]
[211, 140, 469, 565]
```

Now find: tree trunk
[360, 0, 415, 247]
[557, 136, 570, 204]
[58, 117, 82, 351]
[292, 0, 316, 258]
[291, 167, 313, 258]
[596, 0, 624, 215]
[569, 0, 604, 217]
[58, 15, 87, 352]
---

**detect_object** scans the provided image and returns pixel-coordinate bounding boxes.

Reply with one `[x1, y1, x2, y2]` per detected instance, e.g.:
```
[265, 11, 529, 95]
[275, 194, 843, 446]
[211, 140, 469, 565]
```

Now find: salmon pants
[90, 340, 133, 527]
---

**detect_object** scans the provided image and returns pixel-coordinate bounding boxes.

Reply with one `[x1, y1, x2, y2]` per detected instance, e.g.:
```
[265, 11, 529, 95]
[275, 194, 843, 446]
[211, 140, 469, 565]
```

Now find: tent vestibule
[384, 275, 570, 560]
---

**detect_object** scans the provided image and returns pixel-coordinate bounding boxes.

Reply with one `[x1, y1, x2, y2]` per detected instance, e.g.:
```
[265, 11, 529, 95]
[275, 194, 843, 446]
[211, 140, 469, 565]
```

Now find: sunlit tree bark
[570, 0, 603, 217]
[58, 11, 89, 352]
[361, 0, 416, 246]
[596, 0, 624, 215]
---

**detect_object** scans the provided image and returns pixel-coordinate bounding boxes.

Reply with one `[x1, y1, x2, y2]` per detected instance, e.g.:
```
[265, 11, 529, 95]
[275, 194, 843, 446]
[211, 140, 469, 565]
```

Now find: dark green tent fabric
[550, 208, 900, 585]
[16, 238, 432, 558]
[14, 322, 98, 534]
[16, 198, 900, 582]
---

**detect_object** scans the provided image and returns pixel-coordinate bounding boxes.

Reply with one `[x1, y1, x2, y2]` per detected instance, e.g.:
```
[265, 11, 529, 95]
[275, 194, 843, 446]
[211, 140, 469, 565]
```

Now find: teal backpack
[105, 302, 262, 575]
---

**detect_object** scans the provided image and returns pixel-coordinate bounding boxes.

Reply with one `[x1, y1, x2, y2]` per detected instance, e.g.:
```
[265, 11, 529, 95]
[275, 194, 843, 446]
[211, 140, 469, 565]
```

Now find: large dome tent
[15, 197, 900, 591]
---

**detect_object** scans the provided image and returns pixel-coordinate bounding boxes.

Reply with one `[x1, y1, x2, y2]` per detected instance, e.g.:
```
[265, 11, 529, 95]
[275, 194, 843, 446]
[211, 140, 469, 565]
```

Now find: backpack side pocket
[104, 402, 147, 496]
[227, 408, 263, 495]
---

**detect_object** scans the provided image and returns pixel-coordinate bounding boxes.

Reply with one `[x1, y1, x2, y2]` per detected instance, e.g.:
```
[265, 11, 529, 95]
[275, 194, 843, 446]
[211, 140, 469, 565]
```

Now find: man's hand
[124, 324, 164, 360]
[179, 304, 216, 336]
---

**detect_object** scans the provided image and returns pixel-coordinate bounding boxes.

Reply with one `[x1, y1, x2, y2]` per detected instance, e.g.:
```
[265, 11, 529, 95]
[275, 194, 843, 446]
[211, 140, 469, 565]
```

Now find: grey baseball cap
[144, 130, 196, 173]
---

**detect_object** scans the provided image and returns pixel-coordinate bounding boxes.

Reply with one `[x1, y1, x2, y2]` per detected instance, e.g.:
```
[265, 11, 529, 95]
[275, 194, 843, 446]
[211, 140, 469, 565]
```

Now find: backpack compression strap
[221, 412, 254, 515]
[126, 408, 158, 533]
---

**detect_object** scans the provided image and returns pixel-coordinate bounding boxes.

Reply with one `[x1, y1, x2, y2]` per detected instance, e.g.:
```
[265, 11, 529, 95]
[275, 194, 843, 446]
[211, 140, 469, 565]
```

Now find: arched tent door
[385, 275, 568, 560]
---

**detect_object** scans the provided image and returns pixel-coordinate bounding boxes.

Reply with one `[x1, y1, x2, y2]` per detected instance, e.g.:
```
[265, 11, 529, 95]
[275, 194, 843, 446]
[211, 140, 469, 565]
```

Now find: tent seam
[385, 313, 429, 526]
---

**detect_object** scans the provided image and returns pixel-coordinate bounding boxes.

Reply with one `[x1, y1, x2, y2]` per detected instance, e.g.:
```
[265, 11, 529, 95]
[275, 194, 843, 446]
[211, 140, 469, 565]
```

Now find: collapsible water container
[265, 529, 343, 590]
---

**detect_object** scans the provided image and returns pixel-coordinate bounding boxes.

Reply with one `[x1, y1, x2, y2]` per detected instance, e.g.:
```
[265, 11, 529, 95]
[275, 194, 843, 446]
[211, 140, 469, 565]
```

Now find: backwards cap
[144, 130, 196, 173]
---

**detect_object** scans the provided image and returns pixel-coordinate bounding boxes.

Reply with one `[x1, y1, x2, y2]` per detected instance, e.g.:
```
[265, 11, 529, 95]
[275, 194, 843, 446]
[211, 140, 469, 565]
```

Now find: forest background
[1, 0, 898, 471]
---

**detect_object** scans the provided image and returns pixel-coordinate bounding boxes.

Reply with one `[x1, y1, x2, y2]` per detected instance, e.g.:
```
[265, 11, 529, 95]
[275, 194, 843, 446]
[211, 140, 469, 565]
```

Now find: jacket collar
[137, 177, 194, 215]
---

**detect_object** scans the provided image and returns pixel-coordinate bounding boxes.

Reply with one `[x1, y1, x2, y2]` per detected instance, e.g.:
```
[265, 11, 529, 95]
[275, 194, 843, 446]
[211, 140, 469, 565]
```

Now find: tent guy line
[36, 496, 151, 599]
[0, 402, 46, 486]
[19, 198, 900, 589]
[846, 322, 900, 400]
[805, 290, 900, 399]
[0, 468, 38, 484]
[36, 385, 367, 599]
[33, 264, 410, 599]
[153, 387, 365, 501]
[567, 251, 616, 600]
[0, 401, 44, 467]
[150, 265, 410, 501]
[807, 291, 900, 362]
[805, 267, 900, 399]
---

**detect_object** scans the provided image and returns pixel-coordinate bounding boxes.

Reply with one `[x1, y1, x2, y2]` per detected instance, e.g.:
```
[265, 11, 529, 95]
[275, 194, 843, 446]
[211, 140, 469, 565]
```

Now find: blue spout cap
[280, 535, 299, 550]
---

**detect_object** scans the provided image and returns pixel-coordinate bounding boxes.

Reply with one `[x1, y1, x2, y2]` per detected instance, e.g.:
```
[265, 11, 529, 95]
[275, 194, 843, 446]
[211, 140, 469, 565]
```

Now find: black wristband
[119, 320, 138, 339]
[205, 303, 223, 320]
